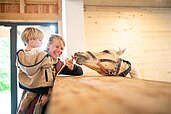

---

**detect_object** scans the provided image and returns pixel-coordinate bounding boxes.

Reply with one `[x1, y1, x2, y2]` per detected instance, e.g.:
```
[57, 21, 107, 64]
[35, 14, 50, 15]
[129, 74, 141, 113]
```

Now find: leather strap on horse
[87, 51, 108, 74]
[87, 51, 121, 76]
[118, 60, 131, 77]
[87, 51, 131, 77]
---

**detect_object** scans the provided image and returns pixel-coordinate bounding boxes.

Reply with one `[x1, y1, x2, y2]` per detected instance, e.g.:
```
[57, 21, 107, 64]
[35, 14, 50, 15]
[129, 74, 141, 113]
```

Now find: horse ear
[116, 48, 126, 56]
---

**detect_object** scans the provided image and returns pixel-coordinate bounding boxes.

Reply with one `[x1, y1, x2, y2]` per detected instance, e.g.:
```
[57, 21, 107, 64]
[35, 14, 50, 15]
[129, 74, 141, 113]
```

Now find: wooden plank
[57, 0, 62, 34]
[25, 0, 58, 5]
[49, 5, 53, 14]
[3, 3, 19, 13]
[25, 4, 38, 13]
[0, 0, 58, 5]
[37, 4, 49, 13]
[46, 76, 171, 114]
[0, 0, 19, 4]
[0, 13, 59, 22]
[20, 0, 25, 13]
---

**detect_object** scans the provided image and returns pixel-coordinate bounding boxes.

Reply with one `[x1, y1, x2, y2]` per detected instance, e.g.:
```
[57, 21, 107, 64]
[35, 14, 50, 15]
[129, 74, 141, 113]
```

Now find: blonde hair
[21, 27, 44, 46]
[47, 34, 65, 50]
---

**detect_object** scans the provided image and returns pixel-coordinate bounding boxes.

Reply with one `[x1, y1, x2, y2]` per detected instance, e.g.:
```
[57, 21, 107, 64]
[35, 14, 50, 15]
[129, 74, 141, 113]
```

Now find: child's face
[27, 37, 42, 48]
[48, 38, 64, 59]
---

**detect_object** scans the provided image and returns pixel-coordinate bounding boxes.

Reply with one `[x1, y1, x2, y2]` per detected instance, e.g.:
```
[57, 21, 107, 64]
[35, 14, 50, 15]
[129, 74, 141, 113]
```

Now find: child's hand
[65, 56, 74, 70]
[41, 95, 49, 105]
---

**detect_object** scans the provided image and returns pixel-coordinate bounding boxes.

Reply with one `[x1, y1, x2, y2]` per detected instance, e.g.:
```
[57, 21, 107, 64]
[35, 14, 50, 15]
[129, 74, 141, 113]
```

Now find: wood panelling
[84, 0, 171, 8]
[25, 4, 38, 13]
[3, 3, 19, 13]
[84, 6, 171, 82]
[0, 0, 60, 22]
[0, 0, 58, 4]
[20, 0, 24, 13]
[0, 0, 19, 4]
[0, 1, 58, 13]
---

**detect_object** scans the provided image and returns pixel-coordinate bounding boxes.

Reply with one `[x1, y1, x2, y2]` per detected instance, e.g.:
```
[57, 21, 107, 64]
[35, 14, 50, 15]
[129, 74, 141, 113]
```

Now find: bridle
[87, 51, 131, 77]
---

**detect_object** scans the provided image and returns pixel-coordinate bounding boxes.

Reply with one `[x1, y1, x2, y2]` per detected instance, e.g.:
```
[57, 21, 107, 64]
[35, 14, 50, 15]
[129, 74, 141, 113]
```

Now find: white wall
[62, 0, 85, 58]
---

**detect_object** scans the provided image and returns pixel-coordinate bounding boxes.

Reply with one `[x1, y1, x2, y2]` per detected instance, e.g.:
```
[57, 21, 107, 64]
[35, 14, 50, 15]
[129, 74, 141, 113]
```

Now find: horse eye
[103, 50, 110, 54]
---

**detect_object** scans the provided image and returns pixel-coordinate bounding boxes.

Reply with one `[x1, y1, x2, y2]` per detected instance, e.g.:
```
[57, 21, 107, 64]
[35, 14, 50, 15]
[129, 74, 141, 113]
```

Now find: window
[0, 25, 11, 114]
[0, 22, 58, 114]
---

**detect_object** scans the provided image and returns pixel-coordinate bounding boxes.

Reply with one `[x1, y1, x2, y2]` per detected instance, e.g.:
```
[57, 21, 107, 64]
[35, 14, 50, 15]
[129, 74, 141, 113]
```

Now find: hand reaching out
[65, 55, 75, 70]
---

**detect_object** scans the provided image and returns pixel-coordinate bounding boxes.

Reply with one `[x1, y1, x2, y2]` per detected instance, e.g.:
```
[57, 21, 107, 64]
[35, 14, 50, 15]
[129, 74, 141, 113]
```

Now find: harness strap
[118, 60, 131, 77]
[100, 59, 116, 63]
[96, 62, 108, 74]
[87, 51, 108, 74]
[115, 58, 122, 75]
[87, 51, 119, 75]
[86, 51, 131, 77]
[87, 51, 96, 59]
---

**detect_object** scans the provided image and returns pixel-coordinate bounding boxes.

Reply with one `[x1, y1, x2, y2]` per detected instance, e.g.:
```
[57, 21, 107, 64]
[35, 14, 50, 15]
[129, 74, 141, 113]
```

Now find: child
[16, 27, 55, 114]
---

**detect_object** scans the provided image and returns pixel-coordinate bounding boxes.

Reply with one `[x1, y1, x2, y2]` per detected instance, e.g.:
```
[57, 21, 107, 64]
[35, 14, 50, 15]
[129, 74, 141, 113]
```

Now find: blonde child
[16, 27, 55, 114]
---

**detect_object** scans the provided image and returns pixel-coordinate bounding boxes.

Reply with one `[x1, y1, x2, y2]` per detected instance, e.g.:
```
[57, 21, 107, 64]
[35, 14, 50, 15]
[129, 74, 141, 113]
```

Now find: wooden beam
[25, 0, 58, 5]
[0, 13, 59, 22]
[0, 0, 19, 4]
[0, 0, 58, 5]
[20, 0, 25, 13]
[57, 0, 62, 34]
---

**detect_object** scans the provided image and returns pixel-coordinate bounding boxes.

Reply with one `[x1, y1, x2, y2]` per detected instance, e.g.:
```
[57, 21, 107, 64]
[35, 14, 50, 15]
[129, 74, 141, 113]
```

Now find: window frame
[0, 22, 58, 114]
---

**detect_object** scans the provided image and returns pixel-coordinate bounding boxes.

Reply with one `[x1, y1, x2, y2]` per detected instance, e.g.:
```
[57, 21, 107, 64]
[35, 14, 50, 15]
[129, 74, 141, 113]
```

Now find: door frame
[0, 22, 58, 114]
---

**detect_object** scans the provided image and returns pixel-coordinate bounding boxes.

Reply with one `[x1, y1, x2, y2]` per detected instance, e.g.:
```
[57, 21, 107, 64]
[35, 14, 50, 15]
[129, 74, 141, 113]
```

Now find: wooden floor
[46, 75, 171, 114]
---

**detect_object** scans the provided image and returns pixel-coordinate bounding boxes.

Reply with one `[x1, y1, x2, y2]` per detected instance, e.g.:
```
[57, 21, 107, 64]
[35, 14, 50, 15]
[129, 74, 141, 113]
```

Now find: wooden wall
[0, 0, 60, 22]
[84, 6, 171, 82]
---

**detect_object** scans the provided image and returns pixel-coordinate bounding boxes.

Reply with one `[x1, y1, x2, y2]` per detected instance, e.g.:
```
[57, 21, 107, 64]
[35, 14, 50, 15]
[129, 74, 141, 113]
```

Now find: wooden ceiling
[84, 0, 171, 8]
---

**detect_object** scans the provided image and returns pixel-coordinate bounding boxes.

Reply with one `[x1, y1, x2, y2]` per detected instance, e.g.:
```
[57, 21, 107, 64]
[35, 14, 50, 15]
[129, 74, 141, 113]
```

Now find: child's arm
[41, 88, 52, 105]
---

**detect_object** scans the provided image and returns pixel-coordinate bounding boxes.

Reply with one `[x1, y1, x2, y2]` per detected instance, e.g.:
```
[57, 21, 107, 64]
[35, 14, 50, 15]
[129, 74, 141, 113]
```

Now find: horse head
[74, 49, 126, 76]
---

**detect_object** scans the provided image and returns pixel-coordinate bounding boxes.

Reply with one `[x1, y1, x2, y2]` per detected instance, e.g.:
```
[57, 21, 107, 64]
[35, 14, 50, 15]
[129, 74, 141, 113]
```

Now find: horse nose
[76, 52, 82, 54]
[74, 52, 80, 56]
[74, 51, 83, 55]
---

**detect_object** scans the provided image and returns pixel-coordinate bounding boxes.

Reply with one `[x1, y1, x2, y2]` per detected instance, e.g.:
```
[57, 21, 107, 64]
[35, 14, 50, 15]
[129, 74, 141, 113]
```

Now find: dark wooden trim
[10, 24, 18, 114]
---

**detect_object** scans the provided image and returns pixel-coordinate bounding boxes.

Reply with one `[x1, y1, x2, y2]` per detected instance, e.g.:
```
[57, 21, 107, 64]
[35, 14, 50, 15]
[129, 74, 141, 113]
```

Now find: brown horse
[74, 49, 141, 78]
